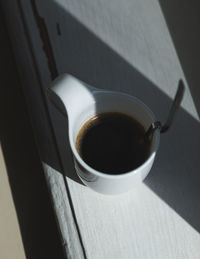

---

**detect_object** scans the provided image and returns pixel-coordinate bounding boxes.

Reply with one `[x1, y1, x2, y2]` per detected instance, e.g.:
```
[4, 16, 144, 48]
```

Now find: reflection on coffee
[76, 112, 151, 174]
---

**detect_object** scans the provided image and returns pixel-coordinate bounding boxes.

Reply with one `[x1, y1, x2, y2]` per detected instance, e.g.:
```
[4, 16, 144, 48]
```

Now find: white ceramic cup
[47, 74, 160, 195]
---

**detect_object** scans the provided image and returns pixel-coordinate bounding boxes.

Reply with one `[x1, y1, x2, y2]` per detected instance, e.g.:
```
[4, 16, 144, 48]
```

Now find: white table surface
[3, 0, 200, 258]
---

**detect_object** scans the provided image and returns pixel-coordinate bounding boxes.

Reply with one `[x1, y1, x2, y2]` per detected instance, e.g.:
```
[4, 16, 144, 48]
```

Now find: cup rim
[69, 91, 160, 179]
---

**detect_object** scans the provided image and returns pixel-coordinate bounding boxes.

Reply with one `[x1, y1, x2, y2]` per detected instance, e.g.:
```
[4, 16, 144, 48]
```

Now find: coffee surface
[76, 112, 151, 174]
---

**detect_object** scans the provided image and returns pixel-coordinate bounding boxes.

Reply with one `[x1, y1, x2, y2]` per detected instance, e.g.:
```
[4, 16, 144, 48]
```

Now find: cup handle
[46, 73, 97, 118]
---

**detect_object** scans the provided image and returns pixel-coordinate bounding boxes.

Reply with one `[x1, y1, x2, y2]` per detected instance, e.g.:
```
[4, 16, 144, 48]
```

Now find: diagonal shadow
[33, 1, 200, 234]
[158, 0, 200, 118]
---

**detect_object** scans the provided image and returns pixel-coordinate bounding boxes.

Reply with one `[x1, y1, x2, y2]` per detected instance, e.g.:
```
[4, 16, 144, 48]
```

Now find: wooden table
[2, 0, 200, 258]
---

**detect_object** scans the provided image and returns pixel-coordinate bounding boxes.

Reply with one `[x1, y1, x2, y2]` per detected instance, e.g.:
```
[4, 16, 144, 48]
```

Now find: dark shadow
[38, 2, 200, 234]
[50, 108, 84, 185]
[158, 0, 200, 117]
[0, 12, 64, 259]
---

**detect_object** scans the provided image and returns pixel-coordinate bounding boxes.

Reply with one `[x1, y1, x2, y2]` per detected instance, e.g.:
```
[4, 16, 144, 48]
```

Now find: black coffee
[76, 112, 151, 174]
